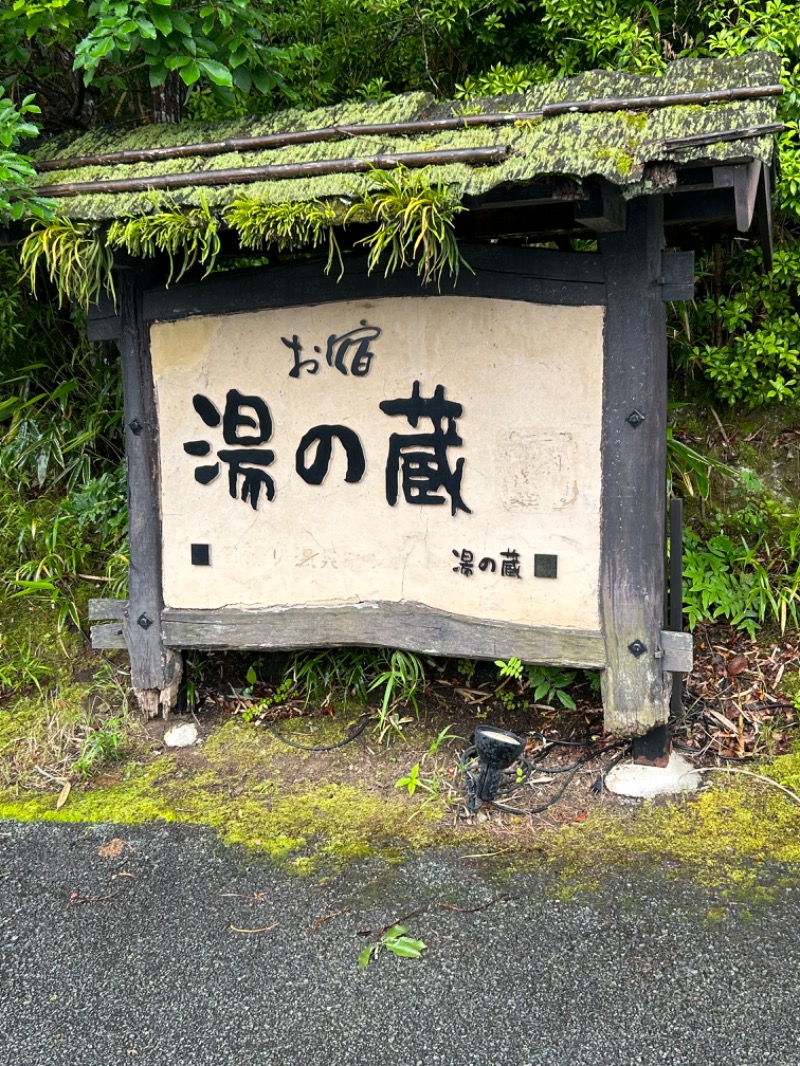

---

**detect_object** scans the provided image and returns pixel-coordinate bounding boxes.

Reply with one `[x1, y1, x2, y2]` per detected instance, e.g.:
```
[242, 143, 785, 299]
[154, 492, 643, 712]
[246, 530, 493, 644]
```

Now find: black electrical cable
[495, 742, 633, 815]
[261, 716, 370, 751]
[190, 680, 373, 751]
[590, 745, 630, 793]
[457, 739, 628, 816]
[491, 762, 583, 816]
[527, 730, 600, 750]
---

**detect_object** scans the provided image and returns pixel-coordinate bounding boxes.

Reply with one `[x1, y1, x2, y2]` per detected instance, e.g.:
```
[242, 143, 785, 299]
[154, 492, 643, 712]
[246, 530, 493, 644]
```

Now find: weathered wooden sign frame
[91, 195, 693, 735]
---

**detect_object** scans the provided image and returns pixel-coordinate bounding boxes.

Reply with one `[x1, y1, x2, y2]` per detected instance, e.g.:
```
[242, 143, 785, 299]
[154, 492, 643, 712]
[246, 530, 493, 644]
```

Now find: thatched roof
[32, 53, 782, 223]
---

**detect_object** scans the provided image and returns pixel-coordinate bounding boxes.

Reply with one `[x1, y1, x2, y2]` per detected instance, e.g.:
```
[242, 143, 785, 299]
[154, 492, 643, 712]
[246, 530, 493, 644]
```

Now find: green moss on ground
[4, 709, 800, 891]
[0, 717, 445, 874]
[547, 752, 800, 899]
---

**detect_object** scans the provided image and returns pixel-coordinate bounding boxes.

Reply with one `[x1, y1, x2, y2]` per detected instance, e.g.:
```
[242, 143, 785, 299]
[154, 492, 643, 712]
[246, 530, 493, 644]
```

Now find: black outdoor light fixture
[468, 725, 527, 811]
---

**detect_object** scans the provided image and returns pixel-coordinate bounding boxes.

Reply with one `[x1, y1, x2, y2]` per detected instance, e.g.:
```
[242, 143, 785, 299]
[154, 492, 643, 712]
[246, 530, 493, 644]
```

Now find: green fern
[224, 198, 343, 275]
[19, 172, 469, 310]
[107, 195, 221, 284]
[20, 218, 114, 309]
[345, 166, 469, 287]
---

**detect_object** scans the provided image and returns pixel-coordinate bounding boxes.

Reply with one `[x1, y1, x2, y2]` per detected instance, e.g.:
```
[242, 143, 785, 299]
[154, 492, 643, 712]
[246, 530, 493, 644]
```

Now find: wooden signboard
[91, 199, 693, 734]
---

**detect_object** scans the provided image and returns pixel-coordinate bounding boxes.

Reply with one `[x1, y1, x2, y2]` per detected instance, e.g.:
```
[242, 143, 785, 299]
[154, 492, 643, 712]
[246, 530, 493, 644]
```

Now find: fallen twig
[311, 909, 350, 932]
[69, 890, 120, 906]
[358, 904, 428, 940]
[685, 766, 800, 805]
[710, 407, 733, 453]
[228, 923, 278, 934]
[434, 894, 519, 913]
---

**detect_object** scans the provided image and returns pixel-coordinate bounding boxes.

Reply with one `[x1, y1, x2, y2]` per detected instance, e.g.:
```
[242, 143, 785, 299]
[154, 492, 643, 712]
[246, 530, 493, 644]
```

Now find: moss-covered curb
[0, 719, 450, 875]
[3, 716, 800, 894]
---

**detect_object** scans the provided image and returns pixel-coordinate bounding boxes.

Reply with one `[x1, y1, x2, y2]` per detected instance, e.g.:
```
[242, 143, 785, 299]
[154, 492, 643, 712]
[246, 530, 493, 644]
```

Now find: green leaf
[181, 58, 200, 83]
[164, 53, 190, 70]
[150, 8, 172, 35]
[232, 67, 252, 93]
[134, 17, 157, 40]
[170, 12, 192, 34]
[147, 63, 167, 88]
[197, 59, 233, 87]
[90, 35, 117, 60]
[642, 1, 660, 30]
[358, 947, 373, 968]
[385, 936, 426, 958]
[251, 68, 274, 94]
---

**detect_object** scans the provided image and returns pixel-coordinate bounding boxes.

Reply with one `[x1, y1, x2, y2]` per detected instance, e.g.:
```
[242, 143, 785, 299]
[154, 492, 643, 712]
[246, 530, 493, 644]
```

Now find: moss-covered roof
[32, 53, 782, 222]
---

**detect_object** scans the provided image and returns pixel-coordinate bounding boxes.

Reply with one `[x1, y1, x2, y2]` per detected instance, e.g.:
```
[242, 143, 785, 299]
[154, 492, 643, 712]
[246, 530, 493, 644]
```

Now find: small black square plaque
[191, 543, 210, 566]
[534, 554, 558, 579]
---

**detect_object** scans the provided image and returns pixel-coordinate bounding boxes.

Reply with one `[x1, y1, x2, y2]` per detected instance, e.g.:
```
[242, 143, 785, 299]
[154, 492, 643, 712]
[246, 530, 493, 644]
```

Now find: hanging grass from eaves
[19, 167, 469, 309]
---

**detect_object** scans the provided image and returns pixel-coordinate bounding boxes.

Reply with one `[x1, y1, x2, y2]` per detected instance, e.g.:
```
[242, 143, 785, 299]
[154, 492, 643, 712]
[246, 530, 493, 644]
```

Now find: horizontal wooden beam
[91, 622, 125, 649]
[660, 121, 783, 153]
[89, 598, 690, 673]
[88, 598, 127, 621]
[664, 187, 736, 226]
[160, 603, 607, 669]
[143, 244, 607, 323]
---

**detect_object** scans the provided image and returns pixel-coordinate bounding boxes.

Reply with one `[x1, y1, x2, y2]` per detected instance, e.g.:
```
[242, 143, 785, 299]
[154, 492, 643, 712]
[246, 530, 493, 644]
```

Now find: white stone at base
[605, 751, 701, 798]
[163, 722, 199, 748]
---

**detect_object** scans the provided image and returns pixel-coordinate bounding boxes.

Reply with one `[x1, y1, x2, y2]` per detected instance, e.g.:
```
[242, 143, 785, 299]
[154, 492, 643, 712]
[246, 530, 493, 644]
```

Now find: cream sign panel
[151, 297, 604, 629]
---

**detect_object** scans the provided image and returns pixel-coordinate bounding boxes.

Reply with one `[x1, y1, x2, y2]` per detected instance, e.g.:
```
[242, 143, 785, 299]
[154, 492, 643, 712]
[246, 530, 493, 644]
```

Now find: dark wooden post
[599, 196, 671, 735]
[117, 266, 181, 716]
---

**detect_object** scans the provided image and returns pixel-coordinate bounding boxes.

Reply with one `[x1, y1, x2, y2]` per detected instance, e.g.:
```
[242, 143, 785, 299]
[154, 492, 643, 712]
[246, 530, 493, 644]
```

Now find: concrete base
[605, 751, 701, 798]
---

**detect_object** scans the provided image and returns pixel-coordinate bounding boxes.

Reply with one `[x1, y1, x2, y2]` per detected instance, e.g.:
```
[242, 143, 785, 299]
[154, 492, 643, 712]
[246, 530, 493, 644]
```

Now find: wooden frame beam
[116, 265, 181, 716]
[598, 196, 672, 735]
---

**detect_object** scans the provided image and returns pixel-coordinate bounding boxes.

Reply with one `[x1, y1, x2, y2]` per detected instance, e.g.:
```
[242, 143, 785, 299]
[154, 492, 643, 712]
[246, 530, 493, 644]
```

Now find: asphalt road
[2, 820, 799, 1066]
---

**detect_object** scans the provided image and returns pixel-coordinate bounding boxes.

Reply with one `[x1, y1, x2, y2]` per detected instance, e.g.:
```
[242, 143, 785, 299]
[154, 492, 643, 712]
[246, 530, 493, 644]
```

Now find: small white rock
[163, 722, 199, 748]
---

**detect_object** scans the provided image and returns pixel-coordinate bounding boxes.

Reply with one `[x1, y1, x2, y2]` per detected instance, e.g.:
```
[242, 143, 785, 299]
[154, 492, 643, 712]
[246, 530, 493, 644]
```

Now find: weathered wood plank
[161, 603, 607, 669]
[88, 598, 128, 622]
[660, 630, 693, 674]
[98, 615, 686, 671]
[599, 196, 671, 736]
[118, 266, 181, 715]
[91, 623, 126, 649]
[86, 315, 121, 342]
[143, 245, 606, 323]
[755, 163, 774, 267]
[664, 188, 736, 227]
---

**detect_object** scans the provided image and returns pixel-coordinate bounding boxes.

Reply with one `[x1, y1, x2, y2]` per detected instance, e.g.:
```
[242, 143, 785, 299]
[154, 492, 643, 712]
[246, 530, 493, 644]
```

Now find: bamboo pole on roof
[34, 145, 511, 198]
[660, 121, 784, 151]
[34, 83, 783, 175]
